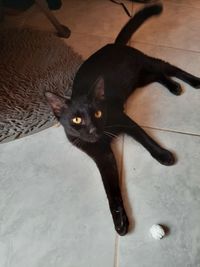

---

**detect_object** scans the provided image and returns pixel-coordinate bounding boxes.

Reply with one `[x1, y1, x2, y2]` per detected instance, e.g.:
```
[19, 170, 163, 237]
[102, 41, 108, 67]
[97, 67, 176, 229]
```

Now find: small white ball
[150, 224, 165, 240]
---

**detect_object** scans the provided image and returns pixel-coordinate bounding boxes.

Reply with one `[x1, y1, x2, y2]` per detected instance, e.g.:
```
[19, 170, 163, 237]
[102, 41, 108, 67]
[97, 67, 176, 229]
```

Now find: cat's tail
[115, 3, 163, 45]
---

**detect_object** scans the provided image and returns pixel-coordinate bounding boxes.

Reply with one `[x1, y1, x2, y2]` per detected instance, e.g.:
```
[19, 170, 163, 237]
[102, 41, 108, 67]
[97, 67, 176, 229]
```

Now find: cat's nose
[89, 127, 96, 134]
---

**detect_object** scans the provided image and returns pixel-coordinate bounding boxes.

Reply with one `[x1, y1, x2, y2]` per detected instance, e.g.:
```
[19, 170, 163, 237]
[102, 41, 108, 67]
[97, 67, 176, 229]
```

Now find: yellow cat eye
[72, 117, 82, 124]
[95, 110, 102, 118]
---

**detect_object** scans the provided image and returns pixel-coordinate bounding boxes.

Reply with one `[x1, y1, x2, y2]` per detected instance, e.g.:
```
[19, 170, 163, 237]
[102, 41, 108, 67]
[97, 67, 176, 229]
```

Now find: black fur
[45, 4, 200, 236]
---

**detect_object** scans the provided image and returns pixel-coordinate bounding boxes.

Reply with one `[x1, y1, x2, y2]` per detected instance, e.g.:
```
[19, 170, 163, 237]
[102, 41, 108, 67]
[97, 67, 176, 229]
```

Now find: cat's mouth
[66, 127, 102, 143]
[77, 132, 101, 143]
[84, 134, 101, 143]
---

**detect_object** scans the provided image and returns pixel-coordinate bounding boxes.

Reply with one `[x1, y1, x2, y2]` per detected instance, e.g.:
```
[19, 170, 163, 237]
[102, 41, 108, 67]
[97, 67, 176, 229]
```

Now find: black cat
[45, 4, 200, 236]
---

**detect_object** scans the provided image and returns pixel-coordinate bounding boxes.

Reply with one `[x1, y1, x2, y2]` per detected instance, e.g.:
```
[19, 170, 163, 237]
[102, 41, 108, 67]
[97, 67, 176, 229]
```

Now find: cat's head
[45, 77, 106, 143]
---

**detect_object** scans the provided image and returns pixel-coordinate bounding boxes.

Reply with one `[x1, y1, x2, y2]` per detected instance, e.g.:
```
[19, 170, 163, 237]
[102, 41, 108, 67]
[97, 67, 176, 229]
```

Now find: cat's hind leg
[163, 62, 200, 89]
[145, 56, 200, 94]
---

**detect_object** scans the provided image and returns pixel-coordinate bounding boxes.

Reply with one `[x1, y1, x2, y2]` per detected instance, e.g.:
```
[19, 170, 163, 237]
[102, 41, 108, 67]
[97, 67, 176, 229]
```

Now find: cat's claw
[111, 206, 129, 236]
[154, 149, 176, 166]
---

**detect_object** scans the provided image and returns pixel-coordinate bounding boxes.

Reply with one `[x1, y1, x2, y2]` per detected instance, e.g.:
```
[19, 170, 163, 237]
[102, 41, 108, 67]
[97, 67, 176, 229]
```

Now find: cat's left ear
[93, 76, 105, 100]
[45, 92, 70, 118]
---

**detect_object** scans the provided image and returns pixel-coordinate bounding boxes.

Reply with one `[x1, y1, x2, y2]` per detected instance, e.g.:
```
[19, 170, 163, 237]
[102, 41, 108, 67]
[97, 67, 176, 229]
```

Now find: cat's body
[72, 44, 178, 104]
[46, 4, 200, 236]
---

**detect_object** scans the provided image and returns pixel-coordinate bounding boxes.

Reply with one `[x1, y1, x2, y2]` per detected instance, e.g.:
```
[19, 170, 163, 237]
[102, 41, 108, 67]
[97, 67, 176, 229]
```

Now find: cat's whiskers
[104, 131, 118, 139]
[72, 137, 81, 148]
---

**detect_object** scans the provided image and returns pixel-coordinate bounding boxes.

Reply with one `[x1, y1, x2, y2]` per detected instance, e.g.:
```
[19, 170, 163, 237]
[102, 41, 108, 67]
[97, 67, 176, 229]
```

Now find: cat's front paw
[159, 150, 176, 166]
[111, 206, 129, 236]
[153, 149, 176, 166]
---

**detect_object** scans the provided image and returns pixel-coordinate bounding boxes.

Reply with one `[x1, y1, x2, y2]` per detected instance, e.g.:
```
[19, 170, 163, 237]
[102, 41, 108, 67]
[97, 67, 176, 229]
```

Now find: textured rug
[0, 28, 83, 143]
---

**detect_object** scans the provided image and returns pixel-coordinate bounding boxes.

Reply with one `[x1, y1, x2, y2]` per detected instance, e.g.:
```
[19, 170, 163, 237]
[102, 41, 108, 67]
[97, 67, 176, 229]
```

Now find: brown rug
[0, 28, 83, 143]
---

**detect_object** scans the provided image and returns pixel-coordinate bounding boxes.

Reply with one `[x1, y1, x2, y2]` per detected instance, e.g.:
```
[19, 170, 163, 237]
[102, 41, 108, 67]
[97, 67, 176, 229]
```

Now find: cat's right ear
[45, 92, 70, 118]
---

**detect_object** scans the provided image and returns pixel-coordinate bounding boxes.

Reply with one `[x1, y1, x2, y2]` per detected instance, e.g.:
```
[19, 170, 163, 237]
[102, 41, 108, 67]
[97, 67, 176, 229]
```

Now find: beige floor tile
[165, 0, 200, 8]
[66, 32, 113, 59]
[132, 2, 200, 52]
[0, 127, 116, 267]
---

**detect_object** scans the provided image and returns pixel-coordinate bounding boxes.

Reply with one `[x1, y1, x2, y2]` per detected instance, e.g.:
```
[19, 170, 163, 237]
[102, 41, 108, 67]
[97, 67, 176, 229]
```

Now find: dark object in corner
[3, 0, 34, 10]
[2, 0, 70, 38]
[46, 0, 62, 10]
[3, 0, 62, 11]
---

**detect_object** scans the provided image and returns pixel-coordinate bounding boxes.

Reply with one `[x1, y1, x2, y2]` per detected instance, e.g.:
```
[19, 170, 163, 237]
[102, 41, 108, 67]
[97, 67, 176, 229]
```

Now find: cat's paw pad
[112, 207, 129, 236]
[156, 150, 176, 166]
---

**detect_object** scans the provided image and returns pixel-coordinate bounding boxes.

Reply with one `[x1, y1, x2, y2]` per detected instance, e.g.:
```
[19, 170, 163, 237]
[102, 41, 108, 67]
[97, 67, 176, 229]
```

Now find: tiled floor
[1, 1, 200, 266]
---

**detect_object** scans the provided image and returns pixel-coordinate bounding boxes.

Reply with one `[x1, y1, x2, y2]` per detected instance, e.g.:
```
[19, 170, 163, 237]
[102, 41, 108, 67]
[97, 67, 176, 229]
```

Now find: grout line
[141, 125, 200, 138]
[114, 233, 119, 267]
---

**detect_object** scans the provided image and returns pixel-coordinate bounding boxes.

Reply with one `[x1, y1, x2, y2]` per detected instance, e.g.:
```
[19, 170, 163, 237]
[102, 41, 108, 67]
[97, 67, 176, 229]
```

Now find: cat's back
[72, 43, 143, 98]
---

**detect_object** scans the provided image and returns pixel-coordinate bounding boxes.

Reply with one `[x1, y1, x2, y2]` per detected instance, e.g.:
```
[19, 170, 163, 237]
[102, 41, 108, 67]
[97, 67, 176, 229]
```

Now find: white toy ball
[150, 224, 165, 240]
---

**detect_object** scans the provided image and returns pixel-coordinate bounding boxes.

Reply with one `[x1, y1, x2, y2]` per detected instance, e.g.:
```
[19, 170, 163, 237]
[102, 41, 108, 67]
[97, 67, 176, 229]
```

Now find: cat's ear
[93, 76, 105, 100]
[45, 92, 70, 118]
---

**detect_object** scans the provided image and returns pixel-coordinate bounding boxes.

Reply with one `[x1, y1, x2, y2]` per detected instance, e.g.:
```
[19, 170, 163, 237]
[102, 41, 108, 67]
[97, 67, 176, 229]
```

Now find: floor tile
[132, 2, 200, 52]
[119, 130, 200, 267]
[126, 42, 200, 134]
[66, 32, 113, 59]
[0, 127, 116, 267]
[165, 0, 200, 8]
